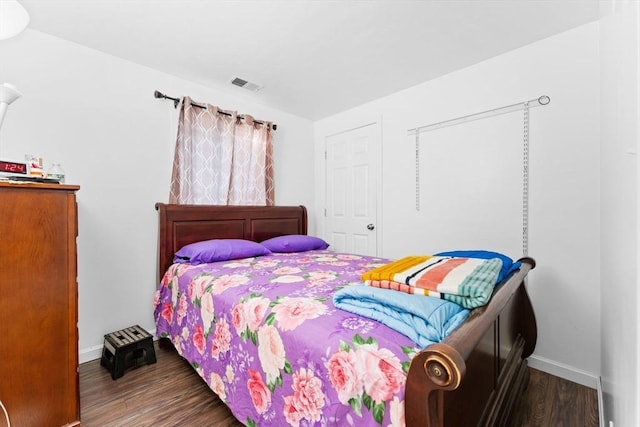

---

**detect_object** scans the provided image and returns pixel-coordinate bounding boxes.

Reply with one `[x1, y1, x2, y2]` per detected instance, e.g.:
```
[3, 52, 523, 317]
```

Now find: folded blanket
[434, 250, 521, 284]
[333, 284, 470, 347]
[361, 251, 517, 309]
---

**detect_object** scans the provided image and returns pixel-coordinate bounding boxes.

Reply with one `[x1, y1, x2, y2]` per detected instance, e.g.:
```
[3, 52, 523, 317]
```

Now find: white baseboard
[597, 376, 605, 427]
[79, 344, 104, 364]
[527, 354, 599, 389]
[79, 328, 158, 364]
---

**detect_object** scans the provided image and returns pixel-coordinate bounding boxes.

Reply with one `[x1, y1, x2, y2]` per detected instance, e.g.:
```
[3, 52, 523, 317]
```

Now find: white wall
[0, 29, 314, 362]
[599, 1, 639, 426]
[315, 23, 601, 387]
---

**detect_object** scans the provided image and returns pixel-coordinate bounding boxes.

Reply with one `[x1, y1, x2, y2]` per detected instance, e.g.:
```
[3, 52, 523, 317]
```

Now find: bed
[154, 203, 537, 427]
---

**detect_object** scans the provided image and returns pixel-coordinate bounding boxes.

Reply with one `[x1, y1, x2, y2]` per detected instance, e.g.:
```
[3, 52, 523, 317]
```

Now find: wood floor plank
[80, 342, 598, 426]
[80, 343, 241, 427]
[510, 367, 599, 427]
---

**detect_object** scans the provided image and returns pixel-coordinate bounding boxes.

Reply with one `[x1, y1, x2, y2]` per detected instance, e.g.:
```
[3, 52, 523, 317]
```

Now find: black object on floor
[100, 325, 157, 380]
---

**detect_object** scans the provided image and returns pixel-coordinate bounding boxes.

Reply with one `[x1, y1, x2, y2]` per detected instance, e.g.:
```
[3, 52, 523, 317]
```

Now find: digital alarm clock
[0, 159, 28, 175]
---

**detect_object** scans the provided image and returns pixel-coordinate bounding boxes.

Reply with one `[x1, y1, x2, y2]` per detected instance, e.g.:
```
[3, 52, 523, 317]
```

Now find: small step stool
[100, 325, 156, 380]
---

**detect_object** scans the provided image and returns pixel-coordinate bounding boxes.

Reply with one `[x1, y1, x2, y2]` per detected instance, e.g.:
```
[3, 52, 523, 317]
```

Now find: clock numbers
[0, 160, 28, 174]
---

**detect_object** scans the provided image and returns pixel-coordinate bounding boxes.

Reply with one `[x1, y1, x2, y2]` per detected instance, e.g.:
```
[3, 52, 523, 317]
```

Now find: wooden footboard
[405, 257, 536, 427]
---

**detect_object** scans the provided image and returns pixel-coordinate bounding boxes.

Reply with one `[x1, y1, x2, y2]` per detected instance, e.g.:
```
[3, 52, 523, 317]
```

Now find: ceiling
[20, 0, 600, 120]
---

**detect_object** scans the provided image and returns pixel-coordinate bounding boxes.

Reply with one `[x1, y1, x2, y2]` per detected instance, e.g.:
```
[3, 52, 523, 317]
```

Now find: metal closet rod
[154, 90, 277, 130]
[408, 95, 550, 135]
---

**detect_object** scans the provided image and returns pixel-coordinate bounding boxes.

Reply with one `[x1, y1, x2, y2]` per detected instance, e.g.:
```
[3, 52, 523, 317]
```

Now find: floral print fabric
[154, 250, 426, 427]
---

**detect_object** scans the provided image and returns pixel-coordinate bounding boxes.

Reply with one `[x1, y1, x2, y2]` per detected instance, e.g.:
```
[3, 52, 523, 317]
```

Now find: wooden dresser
[0, 182, 81, 427]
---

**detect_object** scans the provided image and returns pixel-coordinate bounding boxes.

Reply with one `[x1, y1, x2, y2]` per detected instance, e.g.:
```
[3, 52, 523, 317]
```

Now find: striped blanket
[361, 255, 504, 309]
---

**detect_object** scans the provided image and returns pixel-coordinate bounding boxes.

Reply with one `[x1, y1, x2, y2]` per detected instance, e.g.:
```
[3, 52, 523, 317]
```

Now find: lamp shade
[0, 0, 30, 40]
[0, 83, 22, 105]
[0, 83, 22, 131]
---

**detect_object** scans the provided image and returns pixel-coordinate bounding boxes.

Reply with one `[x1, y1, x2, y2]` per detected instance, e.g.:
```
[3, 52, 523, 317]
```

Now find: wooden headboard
[155, 203, 308, 282]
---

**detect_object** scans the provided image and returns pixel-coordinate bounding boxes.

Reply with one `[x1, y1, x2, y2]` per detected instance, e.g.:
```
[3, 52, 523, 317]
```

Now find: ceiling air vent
[231, 76, 263, 92]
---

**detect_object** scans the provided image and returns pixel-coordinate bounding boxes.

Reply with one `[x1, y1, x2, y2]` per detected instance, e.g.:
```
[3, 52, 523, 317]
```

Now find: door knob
[367, 224, 375, 230]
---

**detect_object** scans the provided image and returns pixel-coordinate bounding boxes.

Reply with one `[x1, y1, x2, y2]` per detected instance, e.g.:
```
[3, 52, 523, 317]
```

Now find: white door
[325, 123, 380, 256]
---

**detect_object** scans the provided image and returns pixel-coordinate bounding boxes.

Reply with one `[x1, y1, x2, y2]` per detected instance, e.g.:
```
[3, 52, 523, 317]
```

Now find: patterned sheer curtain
[169, 97, 274, 205]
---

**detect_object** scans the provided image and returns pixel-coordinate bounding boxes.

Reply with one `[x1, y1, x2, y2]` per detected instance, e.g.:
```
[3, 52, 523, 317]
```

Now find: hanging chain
[415, 132, 420, 211]
[522, 102, 530, 257]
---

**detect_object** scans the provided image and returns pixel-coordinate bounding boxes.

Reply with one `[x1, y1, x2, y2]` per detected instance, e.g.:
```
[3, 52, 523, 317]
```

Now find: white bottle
[47, 163, 65, 183]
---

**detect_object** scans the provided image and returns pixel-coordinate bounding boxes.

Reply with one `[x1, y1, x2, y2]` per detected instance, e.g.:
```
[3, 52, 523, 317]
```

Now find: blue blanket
[333, 284, 470, 347]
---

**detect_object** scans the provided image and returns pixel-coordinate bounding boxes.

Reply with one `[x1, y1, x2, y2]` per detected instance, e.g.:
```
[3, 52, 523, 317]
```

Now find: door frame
[315, 115, 383, 256]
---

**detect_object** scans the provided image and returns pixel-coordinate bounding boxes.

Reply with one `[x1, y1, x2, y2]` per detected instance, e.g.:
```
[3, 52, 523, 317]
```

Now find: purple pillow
[173, 239, 271, 264]
[260, 235, 329, 253]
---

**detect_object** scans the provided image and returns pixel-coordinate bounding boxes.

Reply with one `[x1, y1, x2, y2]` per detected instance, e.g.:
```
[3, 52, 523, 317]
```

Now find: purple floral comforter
[154, 250, 447, 427]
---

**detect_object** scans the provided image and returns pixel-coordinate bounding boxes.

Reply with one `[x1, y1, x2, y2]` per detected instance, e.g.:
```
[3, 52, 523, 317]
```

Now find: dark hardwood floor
[511, 367, 599, 427]
[80, 342, 598, 427]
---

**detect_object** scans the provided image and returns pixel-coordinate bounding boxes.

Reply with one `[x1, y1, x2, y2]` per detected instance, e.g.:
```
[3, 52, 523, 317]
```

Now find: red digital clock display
[0, 160, 28, 174]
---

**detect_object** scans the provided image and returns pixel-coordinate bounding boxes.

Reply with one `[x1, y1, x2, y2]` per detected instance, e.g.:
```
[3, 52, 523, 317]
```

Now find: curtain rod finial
[154, 90, 180, 108]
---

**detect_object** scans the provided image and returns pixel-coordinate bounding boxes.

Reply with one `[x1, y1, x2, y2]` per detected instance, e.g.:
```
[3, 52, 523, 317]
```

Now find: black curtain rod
[154, 90, 277, 130]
